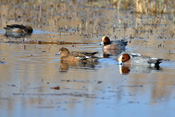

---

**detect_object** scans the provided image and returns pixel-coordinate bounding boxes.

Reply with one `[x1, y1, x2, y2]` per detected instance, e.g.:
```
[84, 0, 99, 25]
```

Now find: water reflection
[59, 61, 98, 72]
[119, 64, 162, 75]
[4, 32, 32, 38]
[102, 53, 111, 58]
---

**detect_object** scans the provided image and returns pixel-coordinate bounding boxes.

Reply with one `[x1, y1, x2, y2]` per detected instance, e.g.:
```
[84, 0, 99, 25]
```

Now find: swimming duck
[58, 47, 99, 63]
[117, 52, 163, 67]
[101, 36, 128, 49]
[4, 24, 33, 34]
[101, 36, 128, 56]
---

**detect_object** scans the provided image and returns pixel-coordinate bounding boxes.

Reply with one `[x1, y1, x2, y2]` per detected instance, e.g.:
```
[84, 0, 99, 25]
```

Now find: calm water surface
[0, 2, 175, 117]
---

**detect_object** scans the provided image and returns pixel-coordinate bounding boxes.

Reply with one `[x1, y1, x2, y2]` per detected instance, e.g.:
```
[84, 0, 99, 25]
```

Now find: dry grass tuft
[135, 0, 167, 14]
[111, 0, 174, 14]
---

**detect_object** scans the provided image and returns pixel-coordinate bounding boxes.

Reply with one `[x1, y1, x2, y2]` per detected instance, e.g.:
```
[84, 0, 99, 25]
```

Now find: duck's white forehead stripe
[102, 36, 105, 41]
[118, 55, 123, 62]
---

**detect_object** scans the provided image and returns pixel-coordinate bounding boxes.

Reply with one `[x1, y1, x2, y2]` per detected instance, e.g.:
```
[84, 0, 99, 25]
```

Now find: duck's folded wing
[79, 51, 98, 56]
[111, 40, 128, 46]
[71, 51, 98, 60]
[70, 52, 88, 60]
[129, 52, 142, 57]
[4, 24, 26, 29]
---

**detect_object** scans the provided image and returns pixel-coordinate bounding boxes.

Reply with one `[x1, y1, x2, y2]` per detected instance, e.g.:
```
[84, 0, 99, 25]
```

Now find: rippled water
[1, 2, 175, 117]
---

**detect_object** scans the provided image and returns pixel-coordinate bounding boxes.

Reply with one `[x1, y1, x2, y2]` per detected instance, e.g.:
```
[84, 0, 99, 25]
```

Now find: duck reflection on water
[4, 32, 32, 38]
[119, 64, 162, 75]
[59, 60, 98, 72]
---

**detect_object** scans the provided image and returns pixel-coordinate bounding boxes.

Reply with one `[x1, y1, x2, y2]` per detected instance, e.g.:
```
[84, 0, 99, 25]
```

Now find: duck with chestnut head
[100, 36, 128, 56]
[116, 52, 163, 68]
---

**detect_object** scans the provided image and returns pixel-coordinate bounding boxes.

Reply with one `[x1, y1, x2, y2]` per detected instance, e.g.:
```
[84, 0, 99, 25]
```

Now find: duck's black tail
[121, 39, 128, 46]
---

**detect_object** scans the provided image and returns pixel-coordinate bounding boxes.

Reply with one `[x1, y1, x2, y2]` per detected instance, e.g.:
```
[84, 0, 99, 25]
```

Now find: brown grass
[111, 0, 175, 14]
[135, 0, 167, 14]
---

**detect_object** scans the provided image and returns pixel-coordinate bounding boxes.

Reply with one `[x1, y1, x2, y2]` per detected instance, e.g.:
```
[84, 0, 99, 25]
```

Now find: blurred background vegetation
[0, 0, 175, 41]
[0, 0, 174, 29]
[0, 0, 175, 14]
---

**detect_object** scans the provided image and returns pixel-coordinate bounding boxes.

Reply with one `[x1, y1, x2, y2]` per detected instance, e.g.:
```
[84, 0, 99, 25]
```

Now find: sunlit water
[1, 3, 175, 117]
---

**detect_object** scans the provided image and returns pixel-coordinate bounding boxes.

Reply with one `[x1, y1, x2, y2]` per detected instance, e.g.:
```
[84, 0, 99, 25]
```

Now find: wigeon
[58, 47, 99, 63]
[116, 52, 163, 67]
[0, 60, 6, 64]
[4, 24, 33, 34]
[101, 36, 128, 55]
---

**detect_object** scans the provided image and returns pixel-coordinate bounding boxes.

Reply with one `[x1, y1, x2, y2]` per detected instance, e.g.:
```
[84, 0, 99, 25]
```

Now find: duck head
[118, 53, 131, 65]
[58, 48, 70, 57]
[25, 25, 33, 33]
[101, 36, 111, 45]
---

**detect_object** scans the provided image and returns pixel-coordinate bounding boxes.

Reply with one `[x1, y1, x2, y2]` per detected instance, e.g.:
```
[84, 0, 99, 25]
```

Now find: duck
[116, 52, 163, 67]
[4, 24, 33, 34]
[58, 47, 99, 63]
[0, 60, 6, 64]
[100, 36, 128, 56]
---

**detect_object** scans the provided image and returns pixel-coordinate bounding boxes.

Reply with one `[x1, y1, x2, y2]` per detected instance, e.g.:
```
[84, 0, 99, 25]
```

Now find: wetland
[0, 0, 175, 117]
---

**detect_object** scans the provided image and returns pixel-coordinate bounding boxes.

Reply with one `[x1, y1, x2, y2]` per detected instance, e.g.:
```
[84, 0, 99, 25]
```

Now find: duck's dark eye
[122, 57, 125, 59]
